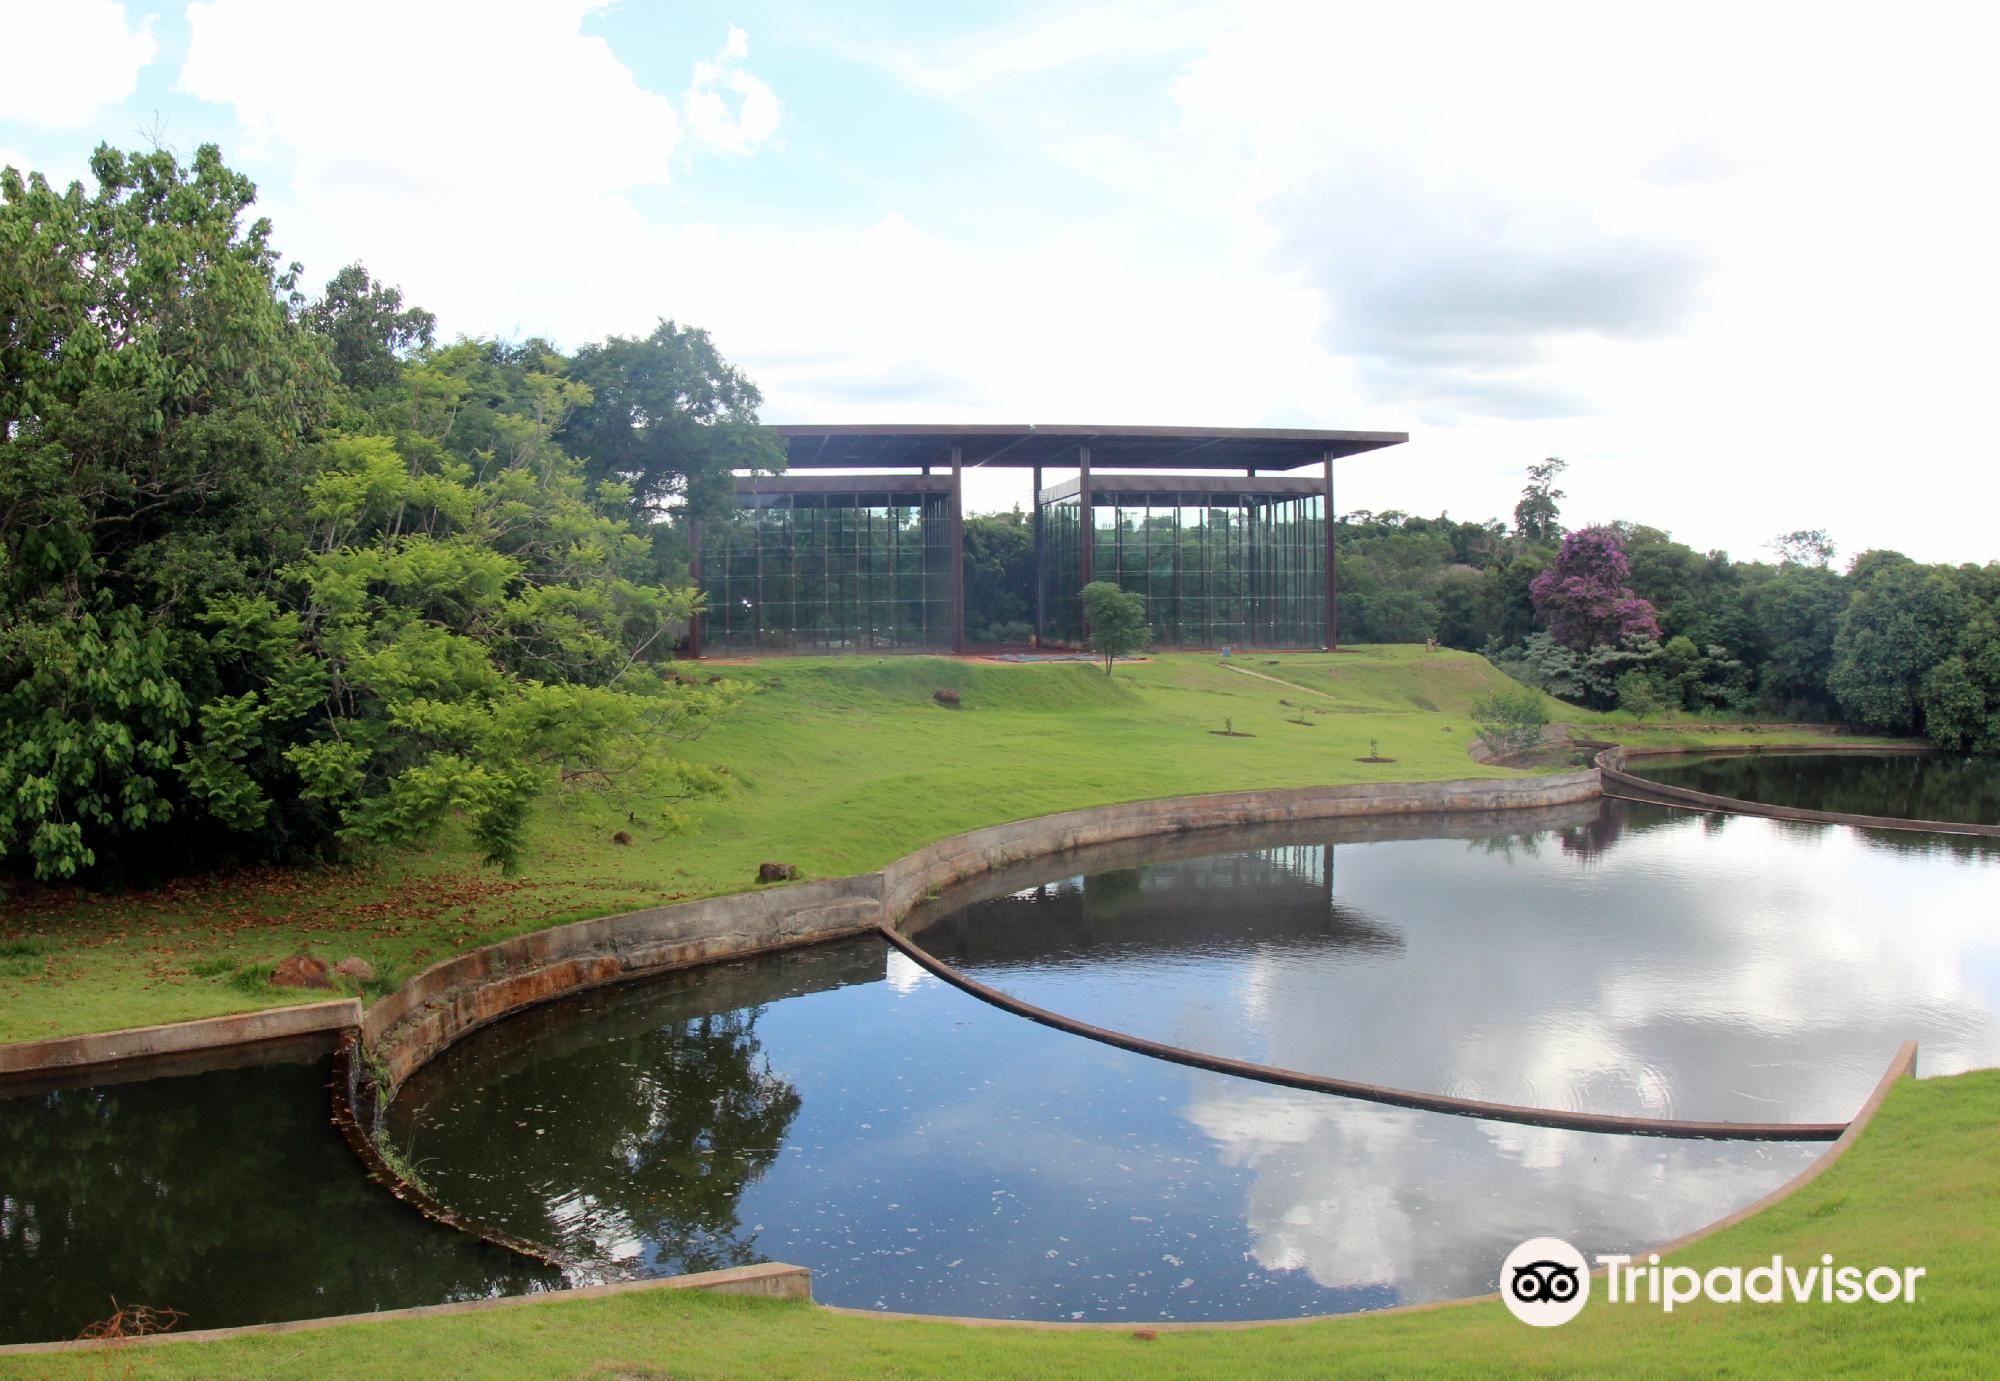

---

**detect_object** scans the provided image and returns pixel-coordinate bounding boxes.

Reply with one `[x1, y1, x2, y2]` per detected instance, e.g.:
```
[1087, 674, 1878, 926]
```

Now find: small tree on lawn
[1471, 687, 1550, 757]
[1082, 581, 1149, 676]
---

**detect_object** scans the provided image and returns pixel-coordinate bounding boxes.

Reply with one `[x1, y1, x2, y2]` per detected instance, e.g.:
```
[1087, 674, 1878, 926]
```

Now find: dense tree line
[965, 455, 1997, 752]
[1, 144, 779, 884]
[1334, 462, 2000, 750]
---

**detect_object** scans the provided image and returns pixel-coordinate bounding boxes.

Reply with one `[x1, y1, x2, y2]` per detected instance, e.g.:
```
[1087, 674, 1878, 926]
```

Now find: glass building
[1038, 481, 1326, 649]
[693, 425, 1404, 656]
[700, 479, 955, 653]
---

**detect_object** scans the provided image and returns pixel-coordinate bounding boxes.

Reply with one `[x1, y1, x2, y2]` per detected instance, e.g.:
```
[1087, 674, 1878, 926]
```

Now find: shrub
[1471, 687, 1550, 757]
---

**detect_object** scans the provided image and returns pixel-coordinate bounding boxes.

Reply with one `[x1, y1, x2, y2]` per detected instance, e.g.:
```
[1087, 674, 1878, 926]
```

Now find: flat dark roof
[770, 423, 1406, 472]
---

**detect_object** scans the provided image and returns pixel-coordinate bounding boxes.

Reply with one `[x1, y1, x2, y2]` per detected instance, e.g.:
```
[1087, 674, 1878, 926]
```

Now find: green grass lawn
[9, 1066, 1990, 1378]
[0, 648, 1882, 1044]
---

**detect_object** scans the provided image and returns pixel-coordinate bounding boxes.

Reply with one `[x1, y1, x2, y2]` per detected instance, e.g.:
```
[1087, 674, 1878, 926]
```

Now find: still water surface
[388, 930, 1819, 1322]
[916, 801, 2000, 1126]
[1635, 751, 2000, 826]
[0, 1047, 553, 1344]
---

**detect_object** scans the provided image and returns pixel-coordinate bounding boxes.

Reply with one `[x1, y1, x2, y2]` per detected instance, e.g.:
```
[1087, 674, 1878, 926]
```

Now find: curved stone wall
[361, 769, 1602, 1100]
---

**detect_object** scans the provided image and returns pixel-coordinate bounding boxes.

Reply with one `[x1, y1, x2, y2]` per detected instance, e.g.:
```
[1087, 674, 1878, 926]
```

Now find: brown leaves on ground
[3, 862, 688, 984]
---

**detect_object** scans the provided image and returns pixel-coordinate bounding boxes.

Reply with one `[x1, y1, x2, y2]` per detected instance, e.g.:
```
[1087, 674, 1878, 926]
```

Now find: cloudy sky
[4, 0, 1996, 562]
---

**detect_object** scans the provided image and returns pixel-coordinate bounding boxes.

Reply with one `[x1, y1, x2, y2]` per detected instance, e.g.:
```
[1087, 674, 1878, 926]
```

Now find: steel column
[688, 516, 703, 659]
[1031, 463, 1044, 645]
[1324, 448, 1337, 651]
[1078, 445, 1093, 644]
[950, 446, 965, 654]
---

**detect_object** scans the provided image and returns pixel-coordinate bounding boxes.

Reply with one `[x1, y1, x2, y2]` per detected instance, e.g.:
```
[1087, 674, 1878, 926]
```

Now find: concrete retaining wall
[361, 874, 885, 1089]
[879, 771, 1601, 922]
[0, 999, 359, 1086]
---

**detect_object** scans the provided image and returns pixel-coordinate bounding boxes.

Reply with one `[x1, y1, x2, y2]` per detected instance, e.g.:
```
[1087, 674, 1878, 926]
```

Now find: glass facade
[701, 490, 954, 653]
[1039, 490, 1326, 650]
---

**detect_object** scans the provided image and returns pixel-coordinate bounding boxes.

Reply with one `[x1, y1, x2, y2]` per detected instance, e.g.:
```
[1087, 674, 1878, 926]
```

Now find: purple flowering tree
[1530, 527, 1661, 651]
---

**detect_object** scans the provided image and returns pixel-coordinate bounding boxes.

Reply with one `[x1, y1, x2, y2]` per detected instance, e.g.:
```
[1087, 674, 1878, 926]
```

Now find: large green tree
[1, 145, 333, 880]
[559, 321, 784, 531]
[1828, 560, 1966, 733]
[303, 262, 436, 393]
[2, 146, 742, 884]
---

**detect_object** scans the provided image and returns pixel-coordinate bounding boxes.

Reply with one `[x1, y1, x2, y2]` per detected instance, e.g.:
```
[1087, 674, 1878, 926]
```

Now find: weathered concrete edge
[1596, 744, 1999, 837]
[874, 771, 1602, 927]
[0, 998, 360, 1081]
[0, 1263, 812, 1357]
[354, 769, 1602, 1099]
[818, 1039, 1921, 1333]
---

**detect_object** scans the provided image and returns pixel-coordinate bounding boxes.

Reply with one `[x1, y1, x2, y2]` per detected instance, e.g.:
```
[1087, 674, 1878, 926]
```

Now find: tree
[559, 321, 783, 528]
[1749, 564, 1849, 713]
[1769, 528, 1837, 569]
[1827, 562, 1965, 732]
[194, 345, 737, 871]
[303, 262, 436, 392]
[1513, 458, 1568, 543]
[1528, 527, 1661, 652]
[1471, 687, 1549, 756]
[1918, 600, 2000, 751]
[2, 145, 741, 884]
[1, 144, 334, 881]
[1615, 669, 1667, 720]
[1081, 581, 1148, 675]
[962, 509, 1034, 641]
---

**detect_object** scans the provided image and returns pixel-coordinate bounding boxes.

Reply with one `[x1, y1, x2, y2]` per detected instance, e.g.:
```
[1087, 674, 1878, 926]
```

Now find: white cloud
[684, 26, 779, 157]
[152, 1, 2000, 560]
[0, 0, 157, 128]
[179, 0, 682, 199]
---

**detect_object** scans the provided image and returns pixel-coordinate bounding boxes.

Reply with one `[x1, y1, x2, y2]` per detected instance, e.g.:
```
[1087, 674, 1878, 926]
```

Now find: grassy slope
[10, 1067, 1990, 1379]
[0, 647, 1880, 1043]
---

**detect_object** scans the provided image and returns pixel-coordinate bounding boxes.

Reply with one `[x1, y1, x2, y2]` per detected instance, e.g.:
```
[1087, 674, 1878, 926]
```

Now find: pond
[8, 797, 1994, 1337]
[1632, 751, 2000, 826]
[912, 801, 2000, 1127]
[383, 930, 1820, 1323]
[0, 1042, 554, 1346]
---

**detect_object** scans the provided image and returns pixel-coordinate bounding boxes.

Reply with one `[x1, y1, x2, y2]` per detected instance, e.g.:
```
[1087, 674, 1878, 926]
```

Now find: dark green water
[0, 1047, 555, 1345]
[1636, 752, 2000, 826]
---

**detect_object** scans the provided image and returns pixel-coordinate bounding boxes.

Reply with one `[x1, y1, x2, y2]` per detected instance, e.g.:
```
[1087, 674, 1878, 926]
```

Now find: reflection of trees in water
[1465, 827, 1547, 861]
[0, 1063, 549, 1345]
[404, 1004, 802, 1278]
[1649, 754, 2000, 830]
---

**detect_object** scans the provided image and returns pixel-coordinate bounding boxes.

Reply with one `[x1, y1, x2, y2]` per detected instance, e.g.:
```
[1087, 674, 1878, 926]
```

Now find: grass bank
[0, 648, 1881, 1043]
[8, 1065, 1989, 1378]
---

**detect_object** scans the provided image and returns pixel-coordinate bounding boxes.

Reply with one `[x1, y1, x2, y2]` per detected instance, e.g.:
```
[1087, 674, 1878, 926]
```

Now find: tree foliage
[560, 320, 784, 530]
[1082, 581, 1148, 675]
[1471, 686, 1549, 757]
[303, 262, 436, 393]
[963, 508, 1034, 643]
[1827, 562, 1968, 733]
[1529, 526, 1662, 652]
[1, 144, 760, 885]
[1513, 457, 1567, 543]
